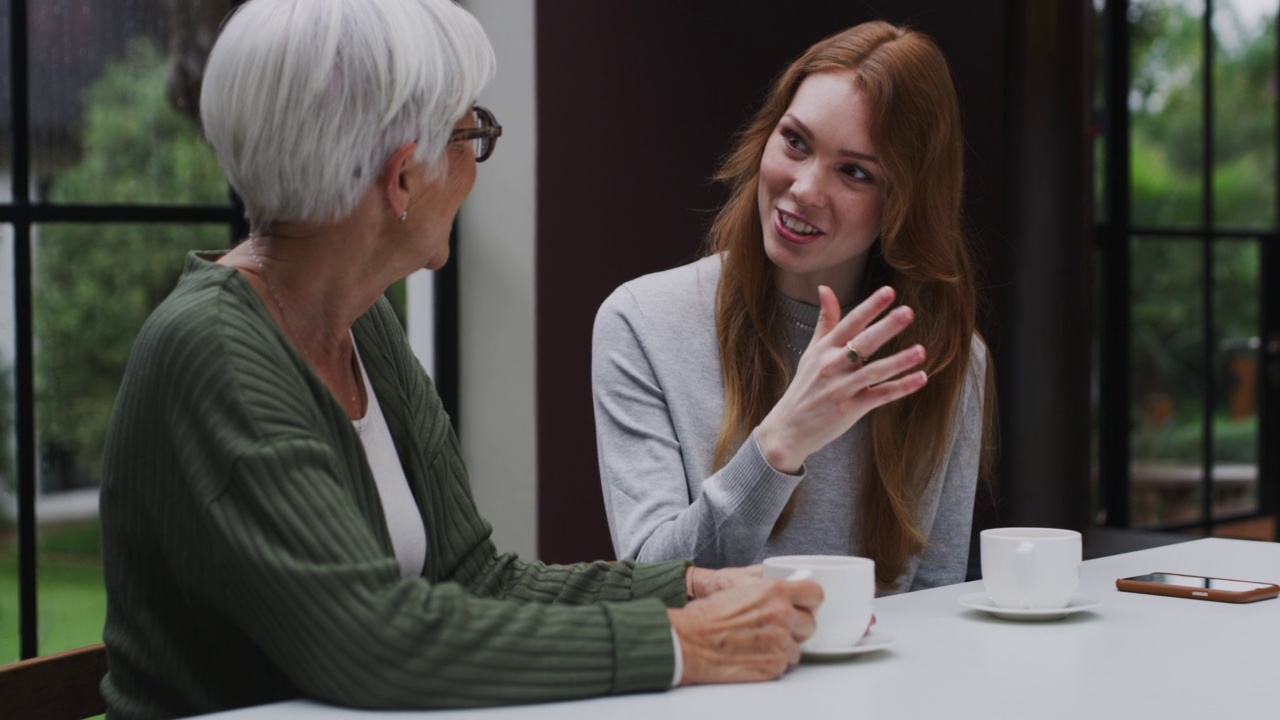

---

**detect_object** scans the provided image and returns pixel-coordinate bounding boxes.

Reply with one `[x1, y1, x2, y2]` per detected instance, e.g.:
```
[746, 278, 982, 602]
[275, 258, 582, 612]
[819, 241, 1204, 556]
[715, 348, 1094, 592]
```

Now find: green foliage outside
[1133, 412, 1258, 464]
[29, 37, 410, 485]
[35, 38, 227, 482]
[0, 367, 13, 530]
[3, 39, 211, 665]
[1129, 4, 1276, 228]
[1123, 1, 1273, 465]
[46, 39, 228, 207]
[0, 520, 107, 662]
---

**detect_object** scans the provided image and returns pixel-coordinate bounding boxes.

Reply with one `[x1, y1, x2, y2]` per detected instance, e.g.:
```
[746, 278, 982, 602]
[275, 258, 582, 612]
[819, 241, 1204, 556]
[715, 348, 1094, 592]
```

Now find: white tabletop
[201, 537, 1280, 720]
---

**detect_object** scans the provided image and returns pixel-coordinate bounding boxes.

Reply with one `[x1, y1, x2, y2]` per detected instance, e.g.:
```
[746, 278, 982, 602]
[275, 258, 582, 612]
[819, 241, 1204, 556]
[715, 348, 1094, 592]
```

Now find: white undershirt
[351, 338, 678, 680]
[350, 336, 427, 578]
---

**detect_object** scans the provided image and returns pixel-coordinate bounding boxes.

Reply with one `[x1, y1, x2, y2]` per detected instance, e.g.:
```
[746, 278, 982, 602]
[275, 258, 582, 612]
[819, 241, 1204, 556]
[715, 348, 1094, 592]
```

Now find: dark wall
[534, 0, 1068, 563]
[999, 0, 1092, 529]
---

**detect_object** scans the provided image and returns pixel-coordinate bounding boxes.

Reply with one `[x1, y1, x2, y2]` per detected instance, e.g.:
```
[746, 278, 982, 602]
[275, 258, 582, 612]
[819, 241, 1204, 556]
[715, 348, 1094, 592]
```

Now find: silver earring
[400, 210, 408, 223]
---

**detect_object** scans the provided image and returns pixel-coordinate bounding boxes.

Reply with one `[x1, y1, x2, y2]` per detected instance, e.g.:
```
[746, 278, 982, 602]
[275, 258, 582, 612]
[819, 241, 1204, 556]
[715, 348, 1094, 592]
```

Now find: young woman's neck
[773, 254, 868, 306]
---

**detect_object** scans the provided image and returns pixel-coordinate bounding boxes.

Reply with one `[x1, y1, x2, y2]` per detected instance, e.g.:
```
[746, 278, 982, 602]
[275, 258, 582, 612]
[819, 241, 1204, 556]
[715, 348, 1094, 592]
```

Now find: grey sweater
[592, 254, 985, 591]
[100, 252, 689, 719]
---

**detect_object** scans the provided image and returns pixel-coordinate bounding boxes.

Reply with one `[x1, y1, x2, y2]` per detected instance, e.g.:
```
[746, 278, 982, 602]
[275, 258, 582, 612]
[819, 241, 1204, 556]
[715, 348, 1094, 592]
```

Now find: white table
[202, 538, 1280, 719]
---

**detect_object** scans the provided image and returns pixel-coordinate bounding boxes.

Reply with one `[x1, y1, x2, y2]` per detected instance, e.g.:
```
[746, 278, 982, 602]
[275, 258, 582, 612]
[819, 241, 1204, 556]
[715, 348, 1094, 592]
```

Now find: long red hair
[707, 21, 994, 589]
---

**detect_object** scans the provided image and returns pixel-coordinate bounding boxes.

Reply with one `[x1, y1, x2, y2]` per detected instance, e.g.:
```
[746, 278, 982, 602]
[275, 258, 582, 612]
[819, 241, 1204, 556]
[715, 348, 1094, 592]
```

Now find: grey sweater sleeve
[592, 283, 802, 568]
[906, 339, 987, 591]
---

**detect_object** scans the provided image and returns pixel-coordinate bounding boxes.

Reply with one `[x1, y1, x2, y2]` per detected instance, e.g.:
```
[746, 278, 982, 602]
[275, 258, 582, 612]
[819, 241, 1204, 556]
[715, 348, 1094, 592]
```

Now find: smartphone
[1116, 572, 1280, 603]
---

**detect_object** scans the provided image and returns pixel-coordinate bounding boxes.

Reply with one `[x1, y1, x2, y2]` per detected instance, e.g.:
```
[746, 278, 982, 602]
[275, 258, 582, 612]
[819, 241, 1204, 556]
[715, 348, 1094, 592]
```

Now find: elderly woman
[98, 1, 819, 717]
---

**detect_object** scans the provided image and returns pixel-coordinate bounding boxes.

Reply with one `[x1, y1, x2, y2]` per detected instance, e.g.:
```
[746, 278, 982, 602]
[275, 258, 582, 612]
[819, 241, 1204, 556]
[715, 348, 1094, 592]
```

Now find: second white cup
[762, 555, 874, 649]
[980, 527, 1081, 610]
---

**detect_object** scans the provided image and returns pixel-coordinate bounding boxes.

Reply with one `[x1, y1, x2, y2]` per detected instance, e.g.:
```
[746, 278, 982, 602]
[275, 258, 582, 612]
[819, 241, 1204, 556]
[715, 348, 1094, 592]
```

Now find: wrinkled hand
[756, 285, 928, 474]
[668, 576, 822, 685]
[685, 564, 764, 599]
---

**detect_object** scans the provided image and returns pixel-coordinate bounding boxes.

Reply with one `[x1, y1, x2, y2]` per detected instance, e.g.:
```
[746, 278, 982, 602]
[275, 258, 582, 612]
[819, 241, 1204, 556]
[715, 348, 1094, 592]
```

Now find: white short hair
[200, 0, 496, 228]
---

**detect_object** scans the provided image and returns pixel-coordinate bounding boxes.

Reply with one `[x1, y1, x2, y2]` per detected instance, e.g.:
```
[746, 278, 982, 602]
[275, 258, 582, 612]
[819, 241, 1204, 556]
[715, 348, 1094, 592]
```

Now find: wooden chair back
[0, 643, 109, 720]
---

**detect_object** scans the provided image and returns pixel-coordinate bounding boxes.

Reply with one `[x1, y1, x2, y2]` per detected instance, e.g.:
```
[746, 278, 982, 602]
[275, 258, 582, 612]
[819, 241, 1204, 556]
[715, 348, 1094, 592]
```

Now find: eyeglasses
[448, 105, 502, 162]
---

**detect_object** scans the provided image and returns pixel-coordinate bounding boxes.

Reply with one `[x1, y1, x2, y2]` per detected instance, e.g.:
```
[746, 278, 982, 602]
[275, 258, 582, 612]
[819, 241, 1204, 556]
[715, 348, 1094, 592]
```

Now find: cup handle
[1015, 541, 1034, 609]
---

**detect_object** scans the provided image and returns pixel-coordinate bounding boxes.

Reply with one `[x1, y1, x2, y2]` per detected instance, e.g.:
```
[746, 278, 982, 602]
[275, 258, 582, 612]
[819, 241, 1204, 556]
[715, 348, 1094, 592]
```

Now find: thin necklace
[781, 334, 805, 357]
[782, 310, 815, 332]
[248, 236, 363, 415]
[779, 308, 813, 357]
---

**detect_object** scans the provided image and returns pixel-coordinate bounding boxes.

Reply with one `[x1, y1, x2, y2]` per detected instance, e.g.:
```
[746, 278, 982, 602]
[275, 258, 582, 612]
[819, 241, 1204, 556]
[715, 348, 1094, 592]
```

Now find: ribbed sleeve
[99, 253, 689, 719]
[592, 261, 804, 567]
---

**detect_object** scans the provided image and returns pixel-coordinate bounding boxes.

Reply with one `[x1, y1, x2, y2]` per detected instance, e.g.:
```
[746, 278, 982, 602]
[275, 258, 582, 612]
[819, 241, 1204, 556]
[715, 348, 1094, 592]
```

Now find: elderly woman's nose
[788, 161, 829, 209]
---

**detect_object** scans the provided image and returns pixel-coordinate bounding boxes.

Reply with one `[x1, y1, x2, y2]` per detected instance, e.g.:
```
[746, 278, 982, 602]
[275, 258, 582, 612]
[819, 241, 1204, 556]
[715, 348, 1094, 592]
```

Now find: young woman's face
[757, 70, 883, 304]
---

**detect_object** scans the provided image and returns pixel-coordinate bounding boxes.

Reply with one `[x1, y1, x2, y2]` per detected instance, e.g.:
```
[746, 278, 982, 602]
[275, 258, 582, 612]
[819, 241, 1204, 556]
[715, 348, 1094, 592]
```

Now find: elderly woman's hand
[684, 564, 764, 599]
[667, 575, 822, 684]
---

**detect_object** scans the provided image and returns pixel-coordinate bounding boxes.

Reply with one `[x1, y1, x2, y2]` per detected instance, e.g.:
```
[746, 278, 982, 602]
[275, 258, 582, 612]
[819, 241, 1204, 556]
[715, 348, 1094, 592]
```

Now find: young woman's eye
[843, 164, 871, 182]
[781, 129, 807, 153]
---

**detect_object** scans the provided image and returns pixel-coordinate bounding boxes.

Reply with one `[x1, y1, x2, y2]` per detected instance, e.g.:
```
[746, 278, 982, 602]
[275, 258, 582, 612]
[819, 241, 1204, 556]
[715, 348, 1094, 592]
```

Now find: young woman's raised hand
[755, 285, 927, 474]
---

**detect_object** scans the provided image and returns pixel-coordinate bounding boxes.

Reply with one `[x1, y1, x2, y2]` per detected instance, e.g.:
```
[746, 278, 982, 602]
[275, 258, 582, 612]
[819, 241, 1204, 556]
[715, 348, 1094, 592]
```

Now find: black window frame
[5, 0, 461, 659]
[1096, 0, 1280, 537]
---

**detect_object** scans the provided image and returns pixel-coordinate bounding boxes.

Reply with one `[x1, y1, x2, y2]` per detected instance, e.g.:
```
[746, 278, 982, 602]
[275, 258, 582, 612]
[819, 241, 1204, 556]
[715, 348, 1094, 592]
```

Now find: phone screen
[1125, 573, 1273, 593]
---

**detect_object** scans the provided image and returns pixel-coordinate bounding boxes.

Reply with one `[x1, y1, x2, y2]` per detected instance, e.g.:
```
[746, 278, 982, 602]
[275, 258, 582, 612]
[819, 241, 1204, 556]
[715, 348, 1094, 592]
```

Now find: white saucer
[801, 629, 896, 660]
[958, 592, 1102, 621]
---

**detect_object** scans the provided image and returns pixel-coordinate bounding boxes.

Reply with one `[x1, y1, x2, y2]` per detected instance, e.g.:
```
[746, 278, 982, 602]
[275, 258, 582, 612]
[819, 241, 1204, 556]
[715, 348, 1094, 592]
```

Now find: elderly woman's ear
[383, 140, 419, 220]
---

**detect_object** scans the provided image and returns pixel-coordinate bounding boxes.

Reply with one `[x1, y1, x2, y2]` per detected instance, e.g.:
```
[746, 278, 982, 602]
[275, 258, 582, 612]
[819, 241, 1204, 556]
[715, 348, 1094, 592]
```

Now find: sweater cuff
[710, 430, 803, 524]
[628, 559, 692, 608]
[601, 597, 678, 695]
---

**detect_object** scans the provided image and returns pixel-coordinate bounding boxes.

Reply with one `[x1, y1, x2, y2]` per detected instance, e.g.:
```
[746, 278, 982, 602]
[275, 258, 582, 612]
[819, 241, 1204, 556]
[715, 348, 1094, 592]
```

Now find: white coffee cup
[762, 555, 874, 649]
[980, 527, 1081, 610]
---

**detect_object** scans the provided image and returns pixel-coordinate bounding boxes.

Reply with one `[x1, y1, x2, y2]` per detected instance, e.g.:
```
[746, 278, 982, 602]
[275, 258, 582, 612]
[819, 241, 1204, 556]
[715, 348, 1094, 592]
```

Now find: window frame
[1096, 0, 1280, 536]
[5, 0, 461, 659]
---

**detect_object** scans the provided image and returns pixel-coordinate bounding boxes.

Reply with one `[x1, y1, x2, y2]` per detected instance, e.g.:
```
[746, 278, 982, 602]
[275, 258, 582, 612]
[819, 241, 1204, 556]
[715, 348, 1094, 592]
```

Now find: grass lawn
[1, 519, 107, 664]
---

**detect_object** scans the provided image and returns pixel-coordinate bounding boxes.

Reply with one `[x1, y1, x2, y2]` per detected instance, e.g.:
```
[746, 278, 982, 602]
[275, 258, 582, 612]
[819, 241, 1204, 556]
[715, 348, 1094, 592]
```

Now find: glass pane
[1212, 0, 1276, 229]
[1130, 237, 1206, 528]
[0, 5, 12, 203]
[0, 227, 17, 662]
[1212, 239, 1259, 521]
[33, 222, 222, 654]
[1130, 0, 1206, 228]
[31, 1, 227, 205]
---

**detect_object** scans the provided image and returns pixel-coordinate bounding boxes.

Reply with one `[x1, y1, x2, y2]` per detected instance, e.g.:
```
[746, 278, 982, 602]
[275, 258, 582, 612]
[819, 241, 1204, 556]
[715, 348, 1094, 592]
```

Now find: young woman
[593, 20, 995, 593]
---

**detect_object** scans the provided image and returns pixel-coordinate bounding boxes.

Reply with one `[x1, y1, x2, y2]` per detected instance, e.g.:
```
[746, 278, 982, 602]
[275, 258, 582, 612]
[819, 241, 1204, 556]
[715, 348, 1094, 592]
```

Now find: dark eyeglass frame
[448, 105, 502, 162]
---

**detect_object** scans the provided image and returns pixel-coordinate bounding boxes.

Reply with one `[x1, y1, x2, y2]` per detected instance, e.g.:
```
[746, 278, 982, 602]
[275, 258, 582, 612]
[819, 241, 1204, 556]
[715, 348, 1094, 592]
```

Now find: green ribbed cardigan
[99, 252, 689, 719]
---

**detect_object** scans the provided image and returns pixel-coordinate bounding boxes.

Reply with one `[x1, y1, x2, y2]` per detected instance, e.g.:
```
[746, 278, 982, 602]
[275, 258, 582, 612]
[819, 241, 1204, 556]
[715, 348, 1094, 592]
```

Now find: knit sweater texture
[99, 252, 689, 719]
[592, 254, 985, 591]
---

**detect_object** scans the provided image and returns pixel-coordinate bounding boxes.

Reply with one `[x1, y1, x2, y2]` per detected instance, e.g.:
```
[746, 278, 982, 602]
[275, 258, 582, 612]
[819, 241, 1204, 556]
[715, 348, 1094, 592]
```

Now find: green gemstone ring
[845, 341, 864, 366]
